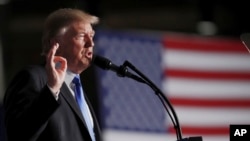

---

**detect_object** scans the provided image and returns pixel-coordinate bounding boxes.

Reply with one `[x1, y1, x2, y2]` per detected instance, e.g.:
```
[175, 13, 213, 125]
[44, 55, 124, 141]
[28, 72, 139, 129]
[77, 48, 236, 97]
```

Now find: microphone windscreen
[92, 55, 112, 70]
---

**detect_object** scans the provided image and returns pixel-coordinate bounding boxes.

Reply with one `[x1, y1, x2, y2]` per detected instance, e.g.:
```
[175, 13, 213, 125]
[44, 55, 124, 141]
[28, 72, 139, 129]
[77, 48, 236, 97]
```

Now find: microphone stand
[116, 60, 202, 141]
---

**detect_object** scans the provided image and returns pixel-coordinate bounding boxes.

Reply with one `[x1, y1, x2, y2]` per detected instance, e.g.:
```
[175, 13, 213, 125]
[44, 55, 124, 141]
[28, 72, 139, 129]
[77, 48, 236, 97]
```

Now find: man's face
[57, 21, 95, 73]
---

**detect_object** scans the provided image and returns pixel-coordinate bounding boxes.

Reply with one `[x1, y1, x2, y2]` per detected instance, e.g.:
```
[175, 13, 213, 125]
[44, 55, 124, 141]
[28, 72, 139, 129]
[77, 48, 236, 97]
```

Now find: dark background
[1, 0, 250, 80]
[1, 0, 250, 140]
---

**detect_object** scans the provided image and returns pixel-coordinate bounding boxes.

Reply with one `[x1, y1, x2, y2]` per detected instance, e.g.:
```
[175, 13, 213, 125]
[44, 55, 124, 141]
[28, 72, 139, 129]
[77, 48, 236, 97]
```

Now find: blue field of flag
[94, 29, 167, 133]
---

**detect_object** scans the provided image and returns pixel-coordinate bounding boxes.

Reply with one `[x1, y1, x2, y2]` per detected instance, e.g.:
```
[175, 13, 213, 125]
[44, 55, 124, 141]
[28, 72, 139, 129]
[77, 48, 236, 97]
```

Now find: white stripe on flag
[103, 129, 229, 141]
[163, 78, 250, 99]
[162, 49, 250, 72]
[167, 106, 250, 126]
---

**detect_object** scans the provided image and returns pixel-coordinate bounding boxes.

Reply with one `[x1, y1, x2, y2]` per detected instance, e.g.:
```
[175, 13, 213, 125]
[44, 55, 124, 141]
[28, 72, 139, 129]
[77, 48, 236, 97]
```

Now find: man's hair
[41, 8, 99, 56]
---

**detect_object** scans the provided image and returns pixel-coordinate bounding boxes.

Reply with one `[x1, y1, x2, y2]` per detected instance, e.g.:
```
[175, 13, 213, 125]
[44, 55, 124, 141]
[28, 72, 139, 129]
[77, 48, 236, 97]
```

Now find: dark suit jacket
[3, 65, 102, 141]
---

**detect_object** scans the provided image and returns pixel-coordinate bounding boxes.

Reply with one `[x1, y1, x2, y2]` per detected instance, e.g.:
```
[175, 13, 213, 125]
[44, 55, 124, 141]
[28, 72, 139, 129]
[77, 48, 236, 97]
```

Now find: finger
[54, 56, 67, 70]
[52, 43, 59, 56]
[47, 43, 59, 64]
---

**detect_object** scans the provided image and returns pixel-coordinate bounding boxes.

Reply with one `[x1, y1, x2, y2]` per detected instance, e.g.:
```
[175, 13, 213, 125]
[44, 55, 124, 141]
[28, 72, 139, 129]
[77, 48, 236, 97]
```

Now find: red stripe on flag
[168, 126, 229, 135]
[169, 97, 250, 108]
[163, 35, 247, 53]
[165, 69, 250, 80]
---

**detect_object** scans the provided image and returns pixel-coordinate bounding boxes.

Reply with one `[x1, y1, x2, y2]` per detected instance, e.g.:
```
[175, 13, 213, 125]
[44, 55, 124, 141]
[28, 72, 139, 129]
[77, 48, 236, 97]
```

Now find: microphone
[92, 54, 146, 83]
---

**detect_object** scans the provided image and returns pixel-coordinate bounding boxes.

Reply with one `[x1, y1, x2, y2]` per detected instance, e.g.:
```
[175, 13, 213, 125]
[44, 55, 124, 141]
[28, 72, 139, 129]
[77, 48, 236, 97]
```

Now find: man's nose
[85, 35, 94, 47]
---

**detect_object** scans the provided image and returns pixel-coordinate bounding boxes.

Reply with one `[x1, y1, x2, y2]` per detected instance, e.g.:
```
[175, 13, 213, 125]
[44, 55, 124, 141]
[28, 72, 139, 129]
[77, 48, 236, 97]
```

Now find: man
[3, 8, 102, 141]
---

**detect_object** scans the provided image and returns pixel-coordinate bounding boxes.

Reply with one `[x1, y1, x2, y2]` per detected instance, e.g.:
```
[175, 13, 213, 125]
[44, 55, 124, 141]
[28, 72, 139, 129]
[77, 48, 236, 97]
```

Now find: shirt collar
[65, 70, 78, 87]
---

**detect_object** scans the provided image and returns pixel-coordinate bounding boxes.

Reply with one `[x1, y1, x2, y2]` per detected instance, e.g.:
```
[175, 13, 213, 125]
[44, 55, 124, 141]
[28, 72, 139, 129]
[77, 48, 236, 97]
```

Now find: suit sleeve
[3, 67, 60, 140]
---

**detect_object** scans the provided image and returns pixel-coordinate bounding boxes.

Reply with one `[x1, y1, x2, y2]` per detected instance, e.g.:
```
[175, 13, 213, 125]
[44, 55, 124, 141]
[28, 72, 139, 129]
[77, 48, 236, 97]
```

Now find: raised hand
[46, 43, 67, 93]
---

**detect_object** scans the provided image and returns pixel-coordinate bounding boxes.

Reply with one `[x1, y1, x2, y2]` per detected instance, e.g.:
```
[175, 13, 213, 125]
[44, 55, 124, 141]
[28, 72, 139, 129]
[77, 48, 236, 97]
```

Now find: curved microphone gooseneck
[93, 55, 182, 140]
[122, 60, 183, 140]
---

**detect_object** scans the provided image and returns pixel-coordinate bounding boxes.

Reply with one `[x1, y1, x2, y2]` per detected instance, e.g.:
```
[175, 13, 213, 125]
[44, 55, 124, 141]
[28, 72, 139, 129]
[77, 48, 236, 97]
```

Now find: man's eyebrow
[78, 31, 95, 35]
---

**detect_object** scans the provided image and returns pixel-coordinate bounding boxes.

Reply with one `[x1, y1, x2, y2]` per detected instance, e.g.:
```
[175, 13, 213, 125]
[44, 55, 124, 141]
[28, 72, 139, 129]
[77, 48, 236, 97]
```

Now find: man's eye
[79, 34, 85, 37]
[76, 34, 85, 39]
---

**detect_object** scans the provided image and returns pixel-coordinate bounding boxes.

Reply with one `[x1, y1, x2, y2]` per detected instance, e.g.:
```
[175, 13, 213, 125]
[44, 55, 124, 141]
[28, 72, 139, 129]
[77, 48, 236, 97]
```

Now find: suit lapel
[60, 82, 88, 127]
[60, 82, 101, 140]
[85, 96, 102, 140]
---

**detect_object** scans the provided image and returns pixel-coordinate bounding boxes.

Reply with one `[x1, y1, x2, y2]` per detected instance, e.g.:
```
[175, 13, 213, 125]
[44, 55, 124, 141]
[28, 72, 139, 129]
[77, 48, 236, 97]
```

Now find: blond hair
[41, 8, 99, 56]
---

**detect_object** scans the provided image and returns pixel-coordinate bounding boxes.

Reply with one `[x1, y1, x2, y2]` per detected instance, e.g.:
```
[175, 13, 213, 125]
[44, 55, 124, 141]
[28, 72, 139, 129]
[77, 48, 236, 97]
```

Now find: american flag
[94, 29, 250, 141]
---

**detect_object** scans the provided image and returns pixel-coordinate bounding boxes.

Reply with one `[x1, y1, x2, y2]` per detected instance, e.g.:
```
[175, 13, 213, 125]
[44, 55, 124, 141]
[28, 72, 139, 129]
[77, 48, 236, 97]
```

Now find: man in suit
[3, 8, 102, 141]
